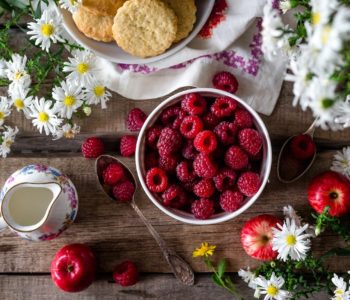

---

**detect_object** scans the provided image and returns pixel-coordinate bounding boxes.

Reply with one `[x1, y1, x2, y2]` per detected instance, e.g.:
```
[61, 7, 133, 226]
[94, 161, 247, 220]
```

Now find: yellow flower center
[64, 95, 76, 107]
[14, 98, 24, 110]
[336, 289, 344, 295]
[267, 285, 278, 296]
[312, 12, 321, 25]
[41, 23, 54, 37]
[5, 139, 13, 147]
[15, 72, 24, 80]
[286, 234, 297, 246]
[322, 26, 332, 44]
[38, 112, 49, 122]
[93, 85, 105, 97]
[70, 0, 75, 4]
[77, 63, 89, 74]
[0, 112, 4, 119]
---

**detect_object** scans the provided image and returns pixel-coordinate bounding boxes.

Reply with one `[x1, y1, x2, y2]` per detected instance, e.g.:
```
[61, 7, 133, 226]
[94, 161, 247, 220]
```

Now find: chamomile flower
[0, 126, 19, 158]
[59, 0, 80, 14]
[334, 100, 350, 128]
[5, 54, 31, 88]
[52, 80, 84, 119]
[253, 273, 291, 300]
[53, 123, 80, 140]
[63, 50, 100, 86]
[27, 8, 64, 52]
[331, 147, 350, 178]
[310, 0, 339, 26]
[0, 97, 11, 126]
[331, 274, 350, 300]
[84, 80, 111, 109]
[29, 97, 62, 136]
[280, 0, 291, 14]
[0, 59, 6, 78]
[8, 85, 32, 117]
[238, 268, 257, 289]
[272, 218, 312, 261]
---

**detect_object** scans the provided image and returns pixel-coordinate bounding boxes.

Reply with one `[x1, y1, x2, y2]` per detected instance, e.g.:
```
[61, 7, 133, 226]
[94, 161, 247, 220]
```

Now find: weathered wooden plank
[0, 150, 348, 273]
[0, 274, 329, 300]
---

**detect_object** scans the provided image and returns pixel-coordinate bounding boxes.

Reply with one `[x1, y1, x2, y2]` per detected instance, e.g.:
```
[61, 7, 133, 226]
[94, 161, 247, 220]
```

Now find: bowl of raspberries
[135, 88, 272, 225]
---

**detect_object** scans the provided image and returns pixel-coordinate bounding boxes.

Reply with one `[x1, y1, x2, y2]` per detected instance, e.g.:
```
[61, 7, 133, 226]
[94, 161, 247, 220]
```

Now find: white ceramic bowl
[59, 0, 215, 64]
[135, 88, 272, 225]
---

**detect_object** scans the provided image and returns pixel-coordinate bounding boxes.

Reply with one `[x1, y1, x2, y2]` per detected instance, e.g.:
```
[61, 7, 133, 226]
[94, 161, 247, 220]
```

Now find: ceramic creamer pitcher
[0, 164, 78, 241]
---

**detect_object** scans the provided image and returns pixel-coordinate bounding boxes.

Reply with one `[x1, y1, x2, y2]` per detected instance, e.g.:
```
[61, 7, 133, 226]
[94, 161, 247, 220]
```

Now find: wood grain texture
[0, 274, 329, 300]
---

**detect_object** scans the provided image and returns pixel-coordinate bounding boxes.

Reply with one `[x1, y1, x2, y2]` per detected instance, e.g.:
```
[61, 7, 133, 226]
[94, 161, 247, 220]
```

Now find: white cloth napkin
[98, 0, 288, 115]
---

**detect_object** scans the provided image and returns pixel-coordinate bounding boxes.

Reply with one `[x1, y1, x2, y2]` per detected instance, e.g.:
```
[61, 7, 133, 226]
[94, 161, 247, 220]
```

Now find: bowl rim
[135, 88, 272, 225]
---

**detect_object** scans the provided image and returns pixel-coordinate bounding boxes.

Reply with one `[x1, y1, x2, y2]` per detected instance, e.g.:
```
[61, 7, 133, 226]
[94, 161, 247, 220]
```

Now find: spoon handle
[305, 119, 318, 137]
[130, 201, 195, 286]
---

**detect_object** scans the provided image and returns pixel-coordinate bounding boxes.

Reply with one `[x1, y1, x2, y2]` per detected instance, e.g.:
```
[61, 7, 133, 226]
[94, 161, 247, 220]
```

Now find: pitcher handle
[0, 212, 7, 230]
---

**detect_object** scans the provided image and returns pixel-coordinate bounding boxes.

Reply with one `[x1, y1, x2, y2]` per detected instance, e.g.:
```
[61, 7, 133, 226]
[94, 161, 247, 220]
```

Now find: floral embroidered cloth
[98, 0, 288, 115]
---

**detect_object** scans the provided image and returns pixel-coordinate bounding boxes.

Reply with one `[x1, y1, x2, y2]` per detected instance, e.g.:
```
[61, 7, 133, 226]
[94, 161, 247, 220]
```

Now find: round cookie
[81, 0, 127, 17]
[162, 0, 197, 43]
[112, 0, 178, 58]
[73, 6, 114, 42]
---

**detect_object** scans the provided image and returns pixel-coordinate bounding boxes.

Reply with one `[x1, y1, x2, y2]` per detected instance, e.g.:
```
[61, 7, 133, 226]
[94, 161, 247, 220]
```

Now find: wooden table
[1, 80, 349, 299]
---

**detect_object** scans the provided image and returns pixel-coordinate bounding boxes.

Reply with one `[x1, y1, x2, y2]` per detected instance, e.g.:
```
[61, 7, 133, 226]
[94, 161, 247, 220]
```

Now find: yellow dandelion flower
[192, 242, 216, 258]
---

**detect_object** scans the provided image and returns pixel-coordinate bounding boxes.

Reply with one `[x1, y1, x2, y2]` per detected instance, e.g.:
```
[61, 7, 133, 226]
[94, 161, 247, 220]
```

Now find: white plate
[60, 0, 215, 64]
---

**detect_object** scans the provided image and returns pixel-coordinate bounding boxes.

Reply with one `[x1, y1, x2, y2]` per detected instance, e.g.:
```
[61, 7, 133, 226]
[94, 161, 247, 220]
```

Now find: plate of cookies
[60, 0, 215, 64]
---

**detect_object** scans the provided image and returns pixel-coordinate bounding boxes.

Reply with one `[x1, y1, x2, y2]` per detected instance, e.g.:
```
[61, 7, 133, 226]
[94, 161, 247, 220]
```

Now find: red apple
[51, 244, 96, 292]
[308, 171, 350, 217]
[241, 214, 281, 261]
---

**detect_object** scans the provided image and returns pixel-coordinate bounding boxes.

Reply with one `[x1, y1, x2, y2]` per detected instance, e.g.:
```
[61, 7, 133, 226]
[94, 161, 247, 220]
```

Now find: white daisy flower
[253, 273, 291, 300]
[8, 85, 33, 117]
[283, 206, 302, 227]
[272, 218, 312, 262]
[334, 100, 350, 128]
[0, 126, 18, 158]
[238, 268, 257, 289]
[52, 80, 84, 119]
[29, 97, 62, 136]
[0, 97, 11, 126]
[0, 59, 7, 78]
[27, 8, 64, 52]
[84, 80, 111, 109]
[331, 147, 350, 179]
[83, 106, 92, 116]
[63, 50, 100, 86]
[310, 0, 339, 26]
[59, 0, 80, 14]
[53, 123, 80, 140]
[5, 54, 31, 88]
[331, 274, 350, 300]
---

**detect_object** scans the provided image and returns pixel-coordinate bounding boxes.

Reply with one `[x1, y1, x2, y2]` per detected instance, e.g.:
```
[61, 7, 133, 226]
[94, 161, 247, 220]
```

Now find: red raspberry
[113, 180, 135, 202]
[159, 155, 178, 172]
[213, 168, 237, 192]
[81, 137, 104, 158]
[212, 71, 239, 93]
[183, 180, 198, 193]
[120, 135, 137, 157]
[146, 167, 168, 193]
[145, 151, 159, 170]
[250, 149, 263, 162]
[157, 127, 182, 157]
[194, 130, 217, 154]
[161, 105, 186, 129]
[224, 145, 249, 170]
[220, 190, 244, 212]
[289, 134, 315, 160]
[162, 185, 187, 209]
[103, 163, 125, 186]
[194, 178, 215, 198]
[238, 128, 263, 156]
[237, 171, 260, 197]
[214, 121, 238, 145]
[181, 93, 207, 115]
[127, 108, 147, 131]
[191, 198, 215, 219]
[146, 125, 162, 149]
[180, 116, 203, 139]
[113, 261, 139, 287]
[211, 97, 238, 118]
[181, 140, 198, 160]
[176, 161, 196, 182]
[234, 108, 253, 129]
[193, 153, 218, 178]
[203, 112, 220, 129]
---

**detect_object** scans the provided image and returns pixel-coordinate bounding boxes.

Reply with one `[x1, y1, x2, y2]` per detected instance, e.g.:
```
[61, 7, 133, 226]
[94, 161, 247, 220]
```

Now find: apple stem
[67, 264, 74, 273]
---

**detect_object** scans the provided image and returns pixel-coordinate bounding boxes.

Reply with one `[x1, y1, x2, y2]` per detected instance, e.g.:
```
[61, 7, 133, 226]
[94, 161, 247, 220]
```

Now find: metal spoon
[277, 120, 317, 183]
[95, 155, 195, 286]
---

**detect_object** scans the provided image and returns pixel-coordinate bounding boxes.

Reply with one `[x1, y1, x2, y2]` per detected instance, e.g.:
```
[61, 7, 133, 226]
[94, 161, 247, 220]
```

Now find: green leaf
[0, 0, 11, 10]
[217, 259, 226, 278]
[211, 274, 223, 288]
[34, 1, 41, 18]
